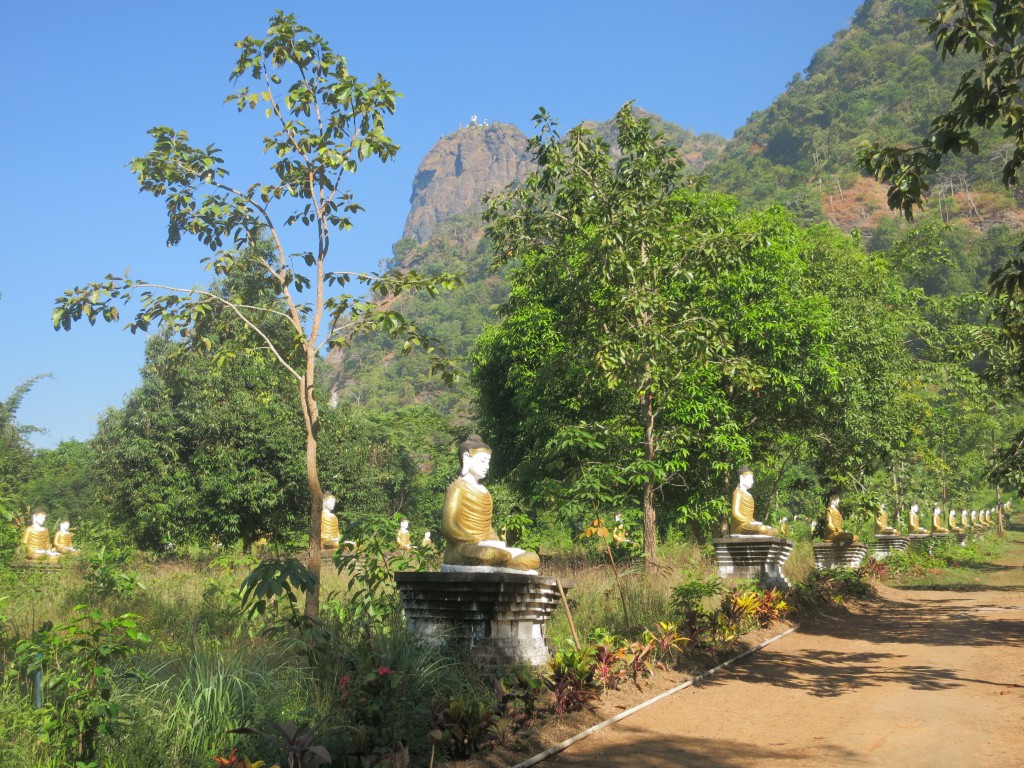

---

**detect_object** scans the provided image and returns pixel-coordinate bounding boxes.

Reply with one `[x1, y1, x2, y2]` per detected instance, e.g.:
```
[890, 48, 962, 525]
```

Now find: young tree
[1, 375, 48, 502]
[53, 13, 458, 617]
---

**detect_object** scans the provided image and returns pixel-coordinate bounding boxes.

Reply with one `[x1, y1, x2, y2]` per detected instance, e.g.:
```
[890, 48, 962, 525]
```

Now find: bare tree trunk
[997, 480, 1005, 537]
[300, 366, 324, 620]
[642, 392, 657, 569]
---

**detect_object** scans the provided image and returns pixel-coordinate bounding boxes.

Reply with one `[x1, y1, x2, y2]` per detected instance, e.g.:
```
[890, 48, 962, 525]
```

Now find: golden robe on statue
[825, 505, 858, 544]
[22, 526, 60, 562]
[730, 488, 777, 536]
[440, 477, 539, 569]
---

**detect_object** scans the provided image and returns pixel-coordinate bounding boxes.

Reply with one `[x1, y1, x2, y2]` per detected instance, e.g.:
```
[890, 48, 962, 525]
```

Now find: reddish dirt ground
[459, 534, 1024, 768]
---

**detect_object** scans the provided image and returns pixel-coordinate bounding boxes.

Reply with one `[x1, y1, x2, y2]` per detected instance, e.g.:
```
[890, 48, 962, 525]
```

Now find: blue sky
[2, 0, 863, 448]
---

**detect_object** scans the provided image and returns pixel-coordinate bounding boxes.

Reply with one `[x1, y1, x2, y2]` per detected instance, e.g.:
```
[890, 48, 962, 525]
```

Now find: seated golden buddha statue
[53, 520, 79, 554]
[970, 509, 979, 527]
[730, 466, 778, 536]
[931, 505, 949, 534]
[908, 503, 928, 534]
[611, 514, 628, 544]
[396, 519, 412, 550]
[321, 494, 341, 550]
[947, 508, 963, 533]
[440, 435, 540, 571]
[824, 493, 858, 544]
[421, 530, 433, 548]
[985, 509, 994, 527]
[874, 503, 898, 535]
[21, 510, 60, 562]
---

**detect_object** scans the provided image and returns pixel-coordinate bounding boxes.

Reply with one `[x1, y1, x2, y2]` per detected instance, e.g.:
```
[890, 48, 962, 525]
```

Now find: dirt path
[544, 538, 1024, 768]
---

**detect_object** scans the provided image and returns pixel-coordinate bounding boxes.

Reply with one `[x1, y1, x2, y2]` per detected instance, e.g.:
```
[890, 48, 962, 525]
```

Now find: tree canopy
[478, 106, 922, 558]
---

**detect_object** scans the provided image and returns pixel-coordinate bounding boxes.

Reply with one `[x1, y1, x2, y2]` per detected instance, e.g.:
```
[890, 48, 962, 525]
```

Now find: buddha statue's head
[934, 505, 942, 516]
[910, 503, 919, 515]
[59, 521, 70, 532]
[31, 510, 46, 527]
[322, 494, 336, 513]
[737, 466, 754, 491]
[459, 434, 492, 481]
[423, 531, 431, 541]
[828, 493, 840, 509]
[400, 519, 409, 531]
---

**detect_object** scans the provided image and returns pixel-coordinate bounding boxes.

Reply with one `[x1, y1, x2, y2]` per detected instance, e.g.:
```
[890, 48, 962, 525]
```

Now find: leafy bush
[84, 545, 142, 598]
[670, 572, 729, 645]
[542, 646, 600, 715]
[752, 588, 792, 628]
[788, 567, 873, 613]
[330, 535, 425, 629]
[13, 606, 151, 764]
[428, 695, 496, 759]
[238, 557, 316, 627]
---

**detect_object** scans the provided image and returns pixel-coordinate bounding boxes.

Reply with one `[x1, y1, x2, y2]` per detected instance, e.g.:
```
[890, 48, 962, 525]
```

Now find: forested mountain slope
[705, 0, 1024, 239]
[324, 0, 1024, 414]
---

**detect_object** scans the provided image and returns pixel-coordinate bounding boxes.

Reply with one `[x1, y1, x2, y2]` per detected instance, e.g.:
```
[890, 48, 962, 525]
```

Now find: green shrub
[788, 567, 873, 613]
[84, 546, 142, 599]
[13, 605, 151, 765]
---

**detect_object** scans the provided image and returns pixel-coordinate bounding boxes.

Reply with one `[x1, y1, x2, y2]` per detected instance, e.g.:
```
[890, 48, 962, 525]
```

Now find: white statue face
[60, 521, 70, 532]
[739, 472, 753, 491]
[400, 519, 409, 530]
[323, 495, 336, 513]
[911, 504, 919, 513]
[934, 506, 941, 515]
[423, 531, 430, 540]
[463, 450, 491, 481]
[830, 495, 840, 508]
[32, 512, 45, 526]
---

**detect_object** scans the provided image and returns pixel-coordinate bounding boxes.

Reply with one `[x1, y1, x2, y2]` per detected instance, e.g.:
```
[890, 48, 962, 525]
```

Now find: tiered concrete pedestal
[812, 541, 869, 569]
[712, 536, 794, 589]
[394, 569, 565, 667]
[871, 534, 909, 561]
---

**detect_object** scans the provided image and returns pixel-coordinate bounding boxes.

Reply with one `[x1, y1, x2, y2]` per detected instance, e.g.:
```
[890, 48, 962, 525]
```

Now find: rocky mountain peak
[402, 121, 533, 243]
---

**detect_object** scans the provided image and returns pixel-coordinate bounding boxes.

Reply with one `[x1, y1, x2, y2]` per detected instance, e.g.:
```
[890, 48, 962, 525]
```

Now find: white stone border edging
[510, 625, 800, 768]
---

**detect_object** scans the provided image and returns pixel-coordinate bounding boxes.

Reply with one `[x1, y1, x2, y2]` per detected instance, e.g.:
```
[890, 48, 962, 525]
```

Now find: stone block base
[394, 571, 564, 667]
[10, 560, 61, 572]
[871, 535, 909, 561]
[812, 542, 869, 569]
[712, 536, 794, 589]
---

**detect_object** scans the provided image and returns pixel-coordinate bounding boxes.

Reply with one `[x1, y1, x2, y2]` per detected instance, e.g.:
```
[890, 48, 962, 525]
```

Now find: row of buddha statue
[20, 510, 78, 563]
[730, 466, 1001, 542]
[901, 504, 997, 535]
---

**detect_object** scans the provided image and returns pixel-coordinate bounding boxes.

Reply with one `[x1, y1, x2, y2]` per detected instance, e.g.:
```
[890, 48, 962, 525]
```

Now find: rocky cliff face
[402, 122, 533, 243]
